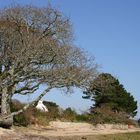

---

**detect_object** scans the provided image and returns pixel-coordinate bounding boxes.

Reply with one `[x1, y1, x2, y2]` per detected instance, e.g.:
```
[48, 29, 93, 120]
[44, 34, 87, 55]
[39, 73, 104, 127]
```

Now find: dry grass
[97, 132, 140, 140]
[21, 132, 140, 140]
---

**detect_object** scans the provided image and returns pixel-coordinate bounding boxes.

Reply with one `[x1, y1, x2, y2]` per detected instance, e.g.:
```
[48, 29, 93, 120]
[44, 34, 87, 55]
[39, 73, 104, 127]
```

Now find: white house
[36, 100, 48, 112]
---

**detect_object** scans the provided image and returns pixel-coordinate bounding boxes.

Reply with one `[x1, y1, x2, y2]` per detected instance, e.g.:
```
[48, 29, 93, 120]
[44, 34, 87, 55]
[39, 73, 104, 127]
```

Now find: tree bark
[0, 115, 13, 128]
[0, 88, 13, 128]
[0, 86, 52, 128]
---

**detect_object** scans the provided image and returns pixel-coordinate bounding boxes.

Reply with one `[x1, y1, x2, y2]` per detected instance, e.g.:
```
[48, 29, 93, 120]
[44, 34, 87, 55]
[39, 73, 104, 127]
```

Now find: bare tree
[0, 5, 98, 127]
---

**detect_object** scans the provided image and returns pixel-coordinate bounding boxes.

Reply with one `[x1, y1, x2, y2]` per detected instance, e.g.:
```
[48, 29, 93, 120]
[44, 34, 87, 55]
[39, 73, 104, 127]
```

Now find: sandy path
[0, 121, 140, 139]
[18, 121, 140, 137]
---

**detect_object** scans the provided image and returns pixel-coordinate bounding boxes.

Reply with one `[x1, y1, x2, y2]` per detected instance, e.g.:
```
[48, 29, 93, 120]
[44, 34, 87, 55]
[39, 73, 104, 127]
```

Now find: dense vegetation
[83, 73, 137, 124]
[11, 74, 138, 126]
[11, 99, 139, 127]
[10, 100, 89, 126]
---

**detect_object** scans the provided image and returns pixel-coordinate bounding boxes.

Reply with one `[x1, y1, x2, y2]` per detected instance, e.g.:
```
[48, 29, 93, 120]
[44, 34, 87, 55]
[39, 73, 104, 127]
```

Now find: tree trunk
[0, 86, 52, 128]
[0, 115, 13, 128]
[0, 88, 13, 128]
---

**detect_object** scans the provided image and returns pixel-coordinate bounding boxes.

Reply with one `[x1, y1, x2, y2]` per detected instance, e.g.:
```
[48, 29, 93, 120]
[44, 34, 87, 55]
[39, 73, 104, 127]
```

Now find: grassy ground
[29, 132, 140, 140]
[96, 132, 140, 140]
[45, 132, 140, 140]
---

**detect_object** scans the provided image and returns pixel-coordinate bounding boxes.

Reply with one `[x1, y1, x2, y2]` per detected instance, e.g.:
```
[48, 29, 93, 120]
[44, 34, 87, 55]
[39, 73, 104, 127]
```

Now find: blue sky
[0, 0, 140, 118]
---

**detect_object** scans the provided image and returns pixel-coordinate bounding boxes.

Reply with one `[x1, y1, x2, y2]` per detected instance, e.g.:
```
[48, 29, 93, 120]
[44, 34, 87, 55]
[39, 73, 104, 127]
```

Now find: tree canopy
[0, 5, 98, 127]
[83, 73, 137, 118]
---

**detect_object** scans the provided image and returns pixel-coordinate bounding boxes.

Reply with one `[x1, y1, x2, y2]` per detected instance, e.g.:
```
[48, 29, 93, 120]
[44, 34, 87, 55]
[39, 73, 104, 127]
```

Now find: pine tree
[83, 73, 137, 117]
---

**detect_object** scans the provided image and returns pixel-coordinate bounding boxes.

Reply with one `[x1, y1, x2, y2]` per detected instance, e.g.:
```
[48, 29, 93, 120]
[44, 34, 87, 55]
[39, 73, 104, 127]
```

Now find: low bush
[60, 107, 77, 122]
[10, 100, 60, 126]
[89, 105, 134, 125]
[76, 114, 89, 122]
[10, 100, 92, 126]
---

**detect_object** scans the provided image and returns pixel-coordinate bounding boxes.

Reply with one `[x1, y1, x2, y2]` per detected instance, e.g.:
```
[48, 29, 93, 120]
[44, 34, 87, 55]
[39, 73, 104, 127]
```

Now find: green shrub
[76, 114, 89, 122]
[10, 100, 60, 126]
[89, 105, 132, 124]
[43, 101, 60, 120]
[10, 100, 91, 126]
[10, 100, 29, 126]
[61, 107, 77, 121]
[14, 113, 29, 126]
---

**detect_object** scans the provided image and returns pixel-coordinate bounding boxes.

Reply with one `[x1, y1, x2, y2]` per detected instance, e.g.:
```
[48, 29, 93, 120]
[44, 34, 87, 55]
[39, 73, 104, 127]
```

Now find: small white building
[36, 100, 48, 112]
